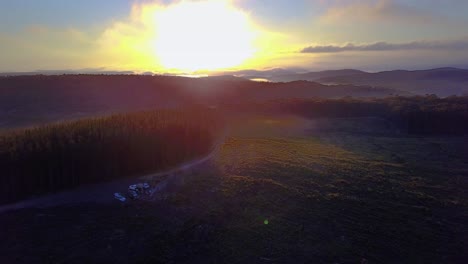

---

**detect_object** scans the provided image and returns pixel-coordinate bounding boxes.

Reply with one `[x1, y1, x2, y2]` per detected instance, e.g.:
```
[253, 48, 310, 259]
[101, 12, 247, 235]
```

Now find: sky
[1, 0, 468, 73]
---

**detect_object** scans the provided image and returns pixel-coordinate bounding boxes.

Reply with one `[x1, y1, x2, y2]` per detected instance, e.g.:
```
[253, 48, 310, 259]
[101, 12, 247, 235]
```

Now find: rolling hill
[228, 67, 468, 97]
[268, 69, 366, 82]
[317, 67, 468, 96]
[0, 75, 404, 128]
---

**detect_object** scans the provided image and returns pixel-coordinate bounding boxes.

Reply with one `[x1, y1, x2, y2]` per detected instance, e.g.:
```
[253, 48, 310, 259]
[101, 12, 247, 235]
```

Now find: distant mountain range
[0, 70, 136, 76]
[3, 68, 465, 128]
[2, 67, 468, 97]
[316, 68, 468, 97]
[270, 69, 366, 82]
[218, 67, 468, 97]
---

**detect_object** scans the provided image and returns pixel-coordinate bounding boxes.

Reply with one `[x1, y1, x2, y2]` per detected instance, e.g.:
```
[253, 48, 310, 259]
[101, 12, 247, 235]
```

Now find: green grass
[1, 115, 466, 263]
[166, 116, 467, 263]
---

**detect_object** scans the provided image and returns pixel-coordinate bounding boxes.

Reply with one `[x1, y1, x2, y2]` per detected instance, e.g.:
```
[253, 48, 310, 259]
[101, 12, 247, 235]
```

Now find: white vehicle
[114, 193, 127, 202]
[128, 189, 139, 199]
[127, 182, 151, 199]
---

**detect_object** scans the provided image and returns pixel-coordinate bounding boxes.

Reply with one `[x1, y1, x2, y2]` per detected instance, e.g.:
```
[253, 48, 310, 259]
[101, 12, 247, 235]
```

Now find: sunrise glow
[149, 0, 256, 72]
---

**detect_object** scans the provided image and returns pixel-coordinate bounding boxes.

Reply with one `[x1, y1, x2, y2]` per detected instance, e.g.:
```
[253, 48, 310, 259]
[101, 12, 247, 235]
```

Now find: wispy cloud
[301, 39, 468, 53]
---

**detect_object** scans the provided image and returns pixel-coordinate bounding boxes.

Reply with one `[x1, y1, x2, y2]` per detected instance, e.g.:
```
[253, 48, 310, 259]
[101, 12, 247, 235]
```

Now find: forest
[1, 95, 466, 204]
[0, 108, 224, 204]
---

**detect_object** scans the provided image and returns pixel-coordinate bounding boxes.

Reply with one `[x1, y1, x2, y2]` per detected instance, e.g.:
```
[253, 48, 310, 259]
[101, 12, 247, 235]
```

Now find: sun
[152, 0, 256, 72]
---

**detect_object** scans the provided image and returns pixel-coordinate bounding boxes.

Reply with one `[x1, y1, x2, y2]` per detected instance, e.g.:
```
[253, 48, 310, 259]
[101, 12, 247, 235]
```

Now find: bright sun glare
[152, 0, 256, 72]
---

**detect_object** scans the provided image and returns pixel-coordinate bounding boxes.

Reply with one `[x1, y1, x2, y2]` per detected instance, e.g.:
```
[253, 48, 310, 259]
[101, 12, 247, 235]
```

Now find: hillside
[268, 69, 366, 82]
[317, 68, 468, 96]
[0, 75, 404, 128]
[225, 67, 468, 97]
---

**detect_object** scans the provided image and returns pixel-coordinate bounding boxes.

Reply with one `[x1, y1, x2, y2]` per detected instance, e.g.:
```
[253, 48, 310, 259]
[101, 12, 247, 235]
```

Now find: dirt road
[0, 129, 228, 214]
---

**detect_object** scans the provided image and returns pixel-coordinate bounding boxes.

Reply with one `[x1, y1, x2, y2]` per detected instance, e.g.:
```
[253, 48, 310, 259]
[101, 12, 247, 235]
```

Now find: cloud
[300, 39, 468, 53]
[320, 0, 437, 25]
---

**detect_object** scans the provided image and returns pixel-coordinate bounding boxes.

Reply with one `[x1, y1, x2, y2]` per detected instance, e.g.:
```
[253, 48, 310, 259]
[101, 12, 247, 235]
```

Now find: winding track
[0, 129, 228, 214]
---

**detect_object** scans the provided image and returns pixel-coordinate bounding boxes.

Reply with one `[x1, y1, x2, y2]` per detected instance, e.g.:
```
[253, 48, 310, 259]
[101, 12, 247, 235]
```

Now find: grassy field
[1, 115, 466, 263]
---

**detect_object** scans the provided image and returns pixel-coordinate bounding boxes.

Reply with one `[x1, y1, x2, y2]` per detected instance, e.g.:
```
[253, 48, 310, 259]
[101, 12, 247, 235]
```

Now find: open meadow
[1, 114, 466, 263]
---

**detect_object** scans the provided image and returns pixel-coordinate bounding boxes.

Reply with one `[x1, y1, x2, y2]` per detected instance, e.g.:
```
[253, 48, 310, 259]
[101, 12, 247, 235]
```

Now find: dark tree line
[0, 108, 224, 204]
[224, 95, 468, 135]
